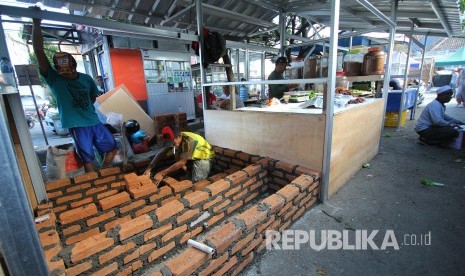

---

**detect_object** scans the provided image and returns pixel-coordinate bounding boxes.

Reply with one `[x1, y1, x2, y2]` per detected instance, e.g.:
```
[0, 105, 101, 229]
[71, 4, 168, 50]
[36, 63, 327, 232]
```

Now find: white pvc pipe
[187, 239, 216, 255]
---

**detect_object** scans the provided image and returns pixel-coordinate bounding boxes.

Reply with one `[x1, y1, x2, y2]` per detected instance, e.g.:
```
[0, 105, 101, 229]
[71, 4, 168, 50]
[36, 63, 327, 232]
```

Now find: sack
[46, 144, 85, 181]
[204, 31, 226, 64]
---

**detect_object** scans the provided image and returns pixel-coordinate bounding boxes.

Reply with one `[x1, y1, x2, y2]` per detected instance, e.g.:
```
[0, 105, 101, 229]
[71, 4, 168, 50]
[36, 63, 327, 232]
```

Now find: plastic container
[304, 56, 318, 78]
[343, 53, 364, 76]
[239, 85, 249, 101]
[384, 110, 407, 127]
[336, 72, 349, 89]
[337, 52, 344, 72]
[362, 47, 386, 75]
[386, 89, 416, 111]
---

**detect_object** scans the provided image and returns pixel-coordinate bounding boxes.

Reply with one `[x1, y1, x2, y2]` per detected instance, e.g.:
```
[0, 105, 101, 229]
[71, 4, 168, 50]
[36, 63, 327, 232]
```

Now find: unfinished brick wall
[34, 146, 320, 275]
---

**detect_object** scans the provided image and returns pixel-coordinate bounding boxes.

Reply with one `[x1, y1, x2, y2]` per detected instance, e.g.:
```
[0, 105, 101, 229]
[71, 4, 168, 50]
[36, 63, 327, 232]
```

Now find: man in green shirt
[268, 56, 299, 99]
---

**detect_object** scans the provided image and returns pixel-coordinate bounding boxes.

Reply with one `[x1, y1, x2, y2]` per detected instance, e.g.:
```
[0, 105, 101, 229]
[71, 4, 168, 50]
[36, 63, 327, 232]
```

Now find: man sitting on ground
[414, 85, 464, 146]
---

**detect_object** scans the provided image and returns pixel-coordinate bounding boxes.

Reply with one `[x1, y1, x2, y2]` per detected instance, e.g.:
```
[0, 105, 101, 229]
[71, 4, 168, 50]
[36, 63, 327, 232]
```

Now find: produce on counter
[348, 97, 365, 104]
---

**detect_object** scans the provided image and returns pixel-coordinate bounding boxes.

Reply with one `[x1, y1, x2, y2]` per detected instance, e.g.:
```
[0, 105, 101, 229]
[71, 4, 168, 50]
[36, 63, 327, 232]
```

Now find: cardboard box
[97, 85, 155, 137]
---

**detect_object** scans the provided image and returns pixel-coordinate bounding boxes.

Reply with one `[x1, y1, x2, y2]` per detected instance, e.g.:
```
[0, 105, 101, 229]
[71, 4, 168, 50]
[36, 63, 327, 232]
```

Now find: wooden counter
[204, 98, 385, 198]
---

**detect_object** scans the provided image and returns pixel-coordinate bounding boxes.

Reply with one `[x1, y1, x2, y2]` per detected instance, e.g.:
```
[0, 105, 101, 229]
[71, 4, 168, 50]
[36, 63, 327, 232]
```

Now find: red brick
[93, 262, 118, 275]
[66, 183, 91, 193]
[44, 244, 61, 262]
[241, 164, 261, 177]
[104, 216, 131, 230]
[99, 241, 136, 264]
[279, 220, 292, 232]
[161, 194, 181, 205]
[123, 173, 138, 183]
[97, 189, 119, 200]
[205, 222, 241, 253]
[255, 157, 273, 169]
[214, 256, 238, 276]
[47, 259, 65, 274]
[235, 206, 267, 231]
[299, 194, 312, 208]
[168, 180, 193, 193]
[199, 253, 228, 276]
[277, 185, 300, 203]
[293, 191, 306, 205]
[87, 210, 116, 226]
[135, 204, 158, 217]
[156, 200, 185, 222]
[124, 242, 156, 264]
[232, 189, 248, 201]
[119, 214, 153, 240]
[70, 232, 114, 263]
[139, 174, 153, 186]
[94, 176, 117, 186]
[213, 199, 231, 213]
[69, 197, 93, 209]
[292, 206, 306, 221]
[62, 225, 81, 237]
[117, 260, 143, 276]
[183, 191, 209, 207]
[309, 181, 319, 192]
[99, 166, 121, 177]
[74, 172, 98, 184]
[86, 186, 108, 196]
[232, 231, 255, 255]
[261, 194, 285, 214]
[305, 197, 318, 209]
[232, 252, 254, 276]
[65, 227, 100, 245]
[53, 205, 67, 213]
[225, 171, 248, 186]
[128, 184, 157, 199]
[208, 172, 228, 182]
[149, 186, 173, 202]
[291, 174, 314, 192]
[245, 192, 259, 203]
[271, 170, 284, 178]
[203, 196, 222, 210]
[45, 179, 71, 191]
[144, 223, 173, 242]
[274, 177, 289, 186]
[206, 213, 225, 226]
[36, 202, 53, 210]
[119, 199, 146, 214]
[257, 216, 276, 234]
[36, 209, 51, 216]
[147, 241, 175, 262]
[242, 235, 262, 255]
[227, 201, 243, 214]
[34, 213, 56, 232]
[177, 209, 200, 224]
[59, 203, 97, 225]
[295, 166, 321, 178]
[277, 201, 293, 217]
[194, 180, 211, 191]
[223, 148, 238, 158]
[111, 181, 125, 189]
[275, 161, 296, 174]
[205, 179, 230, 196]
[166, 247, 211, 276]
[162, 224, 187, 243]
[66, 261, 92, 276]
[224, 185, 242, 198]
[99, 192, 131, 211]
[56, 193, 82, 205]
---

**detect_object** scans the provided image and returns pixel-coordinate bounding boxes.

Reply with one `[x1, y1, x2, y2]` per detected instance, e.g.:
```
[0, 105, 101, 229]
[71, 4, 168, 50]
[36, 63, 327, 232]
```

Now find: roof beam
[355, 0, 396, 28]
[430, 0, 452, 37]
[247, 26, 279, 37]
[127, 0, 141, 22]
[201, 3, 277, 28]
[0, 5, 198, 42]
[161, 3, 194, 25]
[160, 0, 178, 26]
[145, 0, 161, 24]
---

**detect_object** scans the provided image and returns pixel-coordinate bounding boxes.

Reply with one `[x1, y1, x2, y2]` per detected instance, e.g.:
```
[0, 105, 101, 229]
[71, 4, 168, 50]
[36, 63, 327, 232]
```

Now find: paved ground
[243, 92, 465, 276]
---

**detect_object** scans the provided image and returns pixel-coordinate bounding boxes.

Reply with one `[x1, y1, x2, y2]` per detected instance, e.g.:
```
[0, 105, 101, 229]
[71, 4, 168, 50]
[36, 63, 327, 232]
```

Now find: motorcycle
[25, 112, 35, 129]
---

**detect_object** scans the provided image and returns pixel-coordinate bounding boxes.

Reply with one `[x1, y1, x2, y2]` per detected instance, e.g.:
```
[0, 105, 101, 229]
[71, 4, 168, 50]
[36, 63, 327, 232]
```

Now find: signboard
[15, 64, 41, 86]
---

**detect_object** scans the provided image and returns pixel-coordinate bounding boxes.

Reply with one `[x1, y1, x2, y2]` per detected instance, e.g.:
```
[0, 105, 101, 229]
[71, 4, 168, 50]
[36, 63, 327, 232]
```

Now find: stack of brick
[35, 146, 321, 275]
[153, 170, 320, 276]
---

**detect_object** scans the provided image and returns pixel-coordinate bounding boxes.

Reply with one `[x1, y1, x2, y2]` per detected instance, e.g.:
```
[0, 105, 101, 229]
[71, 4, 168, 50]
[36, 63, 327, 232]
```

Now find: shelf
[347, 75, 384, 82]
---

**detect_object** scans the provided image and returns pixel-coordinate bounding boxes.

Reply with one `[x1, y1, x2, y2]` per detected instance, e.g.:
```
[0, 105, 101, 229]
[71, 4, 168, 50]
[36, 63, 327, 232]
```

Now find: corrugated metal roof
[13, 0, 464, 42]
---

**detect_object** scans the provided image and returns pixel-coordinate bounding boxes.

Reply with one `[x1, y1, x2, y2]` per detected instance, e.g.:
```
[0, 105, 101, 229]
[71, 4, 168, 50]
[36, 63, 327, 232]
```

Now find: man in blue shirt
[414, 86, 464, 146]
[268, 56, 299, 100]
[33, 17, 116, 172]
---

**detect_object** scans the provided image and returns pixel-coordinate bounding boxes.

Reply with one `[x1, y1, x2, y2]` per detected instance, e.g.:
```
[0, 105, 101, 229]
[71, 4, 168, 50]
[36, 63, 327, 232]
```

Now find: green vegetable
[421, 179, 445, 186]
[362, 163, 370, 168]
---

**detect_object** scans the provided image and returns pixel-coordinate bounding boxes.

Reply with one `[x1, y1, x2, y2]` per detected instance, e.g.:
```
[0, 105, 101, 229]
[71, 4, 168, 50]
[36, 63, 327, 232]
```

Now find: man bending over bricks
[144, 125, 215, 184]
[33, 13, 116, 172]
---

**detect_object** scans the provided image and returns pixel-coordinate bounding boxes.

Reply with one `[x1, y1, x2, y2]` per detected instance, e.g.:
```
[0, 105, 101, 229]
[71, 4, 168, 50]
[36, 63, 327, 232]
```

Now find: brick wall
[34, 146, 320, 275]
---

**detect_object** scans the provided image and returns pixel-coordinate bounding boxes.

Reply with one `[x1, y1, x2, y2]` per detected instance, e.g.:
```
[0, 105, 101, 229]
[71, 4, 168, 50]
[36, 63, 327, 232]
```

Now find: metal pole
[196, 0, 208, 124]
[410, 34, 428, 120]
[28, 83, 49, 145]
[0, 98, 49, 276]
[320, 0, 340, 203]
[279, 11, 286, 57]
[397, 23, 414, 131]
[380, 0, 398, 137]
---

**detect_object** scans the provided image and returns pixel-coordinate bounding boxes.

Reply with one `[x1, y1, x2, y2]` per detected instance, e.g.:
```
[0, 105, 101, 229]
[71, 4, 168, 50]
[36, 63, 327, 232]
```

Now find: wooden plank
[204, 110, 325, 171]
[329, 100, 385, 197]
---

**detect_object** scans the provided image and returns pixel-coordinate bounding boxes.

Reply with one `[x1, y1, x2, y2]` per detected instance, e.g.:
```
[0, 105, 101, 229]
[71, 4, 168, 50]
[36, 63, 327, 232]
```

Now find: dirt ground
[243, 92, 465, 276]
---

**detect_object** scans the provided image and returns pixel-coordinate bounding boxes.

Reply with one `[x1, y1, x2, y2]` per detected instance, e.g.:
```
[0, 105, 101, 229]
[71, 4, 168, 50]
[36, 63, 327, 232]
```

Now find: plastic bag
[46, 144, 85, 181]
[106, 112, 123, 132]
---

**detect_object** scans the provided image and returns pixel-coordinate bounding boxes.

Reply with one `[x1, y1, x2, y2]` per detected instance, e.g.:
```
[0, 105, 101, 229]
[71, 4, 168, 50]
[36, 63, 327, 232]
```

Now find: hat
[436, 85, 453, 95]
[275, 56, 290, 65]
[161, 125, 180, 140]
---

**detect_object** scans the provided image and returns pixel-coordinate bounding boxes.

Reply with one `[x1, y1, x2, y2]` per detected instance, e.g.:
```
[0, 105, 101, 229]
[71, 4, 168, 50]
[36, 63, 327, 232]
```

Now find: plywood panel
[329, 100, 385, 196]
[204, 110, 325, 171]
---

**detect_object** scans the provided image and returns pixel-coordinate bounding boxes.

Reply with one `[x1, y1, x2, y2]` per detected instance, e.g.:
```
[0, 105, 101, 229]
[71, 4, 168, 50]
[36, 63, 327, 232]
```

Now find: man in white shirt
[217, 85, 244, 109]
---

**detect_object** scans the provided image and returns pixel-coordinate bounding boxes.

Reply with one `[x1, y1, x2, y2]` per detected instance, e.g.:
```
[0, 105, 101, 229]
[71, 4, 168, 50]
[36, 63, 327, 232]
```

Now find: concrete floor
[243, 92, 465, 276]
